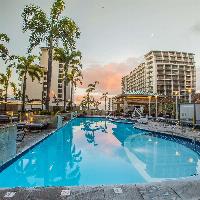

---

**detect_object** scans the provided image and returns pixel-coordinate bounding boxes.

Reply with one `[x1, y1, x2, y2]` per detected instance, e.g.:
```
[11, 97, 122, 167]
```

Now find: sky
[1, 0, 200, 105]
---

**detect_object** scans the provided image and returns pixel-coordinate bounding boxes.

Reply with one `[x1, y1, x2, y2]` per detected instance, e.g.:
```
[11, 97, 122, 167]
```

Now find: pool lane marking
[61, 190, 71, 196]
[4, 192, 16, 198]
[113, 188, 123, 194]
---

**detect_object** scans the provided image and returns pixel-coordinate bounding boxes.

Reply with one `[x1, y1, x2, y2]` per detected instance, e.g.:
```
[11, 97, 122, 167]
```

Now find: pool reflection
[124, 134, 200, 181]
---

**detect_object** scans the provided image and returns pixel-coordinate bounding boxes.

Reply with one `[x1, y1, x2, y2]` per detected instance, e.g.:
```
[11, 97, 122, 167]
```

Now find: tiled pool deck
[1, 120, 200, 199]
[0, 180, 200, 199]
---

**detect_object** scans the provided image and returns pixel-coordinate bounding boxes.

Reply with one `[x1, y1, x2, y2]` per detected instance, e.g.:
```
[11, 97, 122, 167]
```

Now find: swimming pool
[0, 117, 200, 188]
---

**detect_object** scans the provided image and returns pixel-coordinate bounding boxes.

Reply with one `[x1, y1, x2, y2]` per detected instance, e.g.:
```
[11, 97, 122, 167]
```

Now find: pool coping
[0, 180, 200, 199]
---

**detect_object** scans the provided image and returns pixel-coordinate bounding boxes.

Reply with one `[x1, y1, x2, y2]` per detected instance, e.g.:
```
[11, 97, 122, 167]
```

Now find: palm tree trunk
[70, 81, 73, 110]
[22, 73, 27, 112]
[4, 86, 8, 111]
[105, 97, 106, 111]
[46, 41, 53, 111]
[64, 78, 67, 111]
[87, 93, 90, 110]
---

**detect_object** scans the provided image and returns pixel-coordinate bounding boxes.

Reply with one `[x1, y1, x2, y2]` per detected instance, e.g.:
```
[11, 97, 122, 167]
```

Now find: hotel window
[58, 74, 63, 79]
[58, 89, 62, 93]
[58, 94, 62, 98]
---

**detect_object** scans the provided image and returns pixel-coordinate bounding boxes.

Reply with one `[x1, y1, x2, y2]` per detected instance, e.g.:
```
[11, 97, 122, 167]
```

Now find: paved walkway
[135, 121, 200, 142]
[0, 180, 200, 199]
[16, 129, 55, 154]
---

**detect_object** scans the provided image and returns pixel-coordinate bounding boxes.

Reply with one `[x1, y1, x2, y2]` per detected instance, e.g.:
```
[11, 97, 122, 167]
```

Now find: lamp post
[155, 95, 158, 118]
[148, 96, 151, 117]
[188, 88, 192, 103]
[174, 91, 179, 120]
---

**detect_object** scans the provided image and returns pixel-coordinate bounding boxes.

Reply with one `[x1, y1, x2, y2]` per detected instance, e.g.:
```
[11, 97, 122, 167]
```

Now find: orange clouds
[74, 57, 142, 105]
[80, 57, 141, 95]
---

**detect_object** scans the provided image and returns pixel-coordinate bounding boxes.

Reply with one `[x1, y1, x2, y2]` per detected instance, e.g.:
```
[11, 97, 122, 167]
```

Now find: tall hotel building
[26, 47, 72, 109]
[122, 51, 196, 99]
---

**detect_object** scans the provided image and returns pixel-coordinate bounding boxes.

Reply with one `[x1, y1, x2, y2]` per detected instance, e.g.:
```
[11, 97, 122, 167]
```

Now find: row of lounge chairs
[0, 115, 19, 123]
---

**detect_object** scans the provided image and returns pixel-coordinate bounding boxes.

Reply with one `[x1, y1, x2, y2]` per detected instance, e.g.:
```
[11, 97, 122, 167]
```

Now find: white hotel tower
[26, 47, 72, 110]
[122, 50, 196, 100]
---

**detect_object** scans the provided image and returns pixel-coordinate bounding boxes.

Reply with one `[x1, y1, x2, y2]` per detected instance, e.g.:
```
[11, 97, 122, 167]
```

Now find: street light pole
[148, 96, 151, 117]
[155, 95, 158, 118]
[175, 95, 178, 120]
[188, 89, 192, 103]
[174, 91, 179, 120]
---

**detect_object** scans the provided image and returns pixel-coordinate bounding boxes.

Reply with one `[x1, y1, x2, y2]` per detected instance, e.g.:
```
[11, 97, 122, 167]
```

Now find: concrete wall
[0, 125, 17, 166]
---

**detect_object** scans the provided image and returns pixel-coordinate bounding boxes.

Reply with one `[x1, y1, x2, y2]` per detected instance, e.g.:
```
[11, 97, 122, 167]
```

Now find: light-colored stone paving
[135, 121, 200, 142]
[16, 129, 55, 154]
[0, 180, 200, 199]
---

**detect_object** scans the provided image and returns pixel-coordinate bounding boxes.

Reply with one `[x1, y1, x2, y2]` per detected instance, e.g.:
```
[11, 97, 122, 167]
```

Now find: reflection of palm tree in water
[64, 127, 82, 185]
[82, 120, 108, 146]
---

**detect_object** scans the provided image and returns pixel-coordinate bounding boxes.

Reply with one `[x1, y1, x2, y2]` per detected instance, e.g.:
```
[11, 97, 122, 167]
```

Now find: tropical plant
[85, 81, 99, 110]
[100, 92, 108, 111]
[10, 82, 22, 100]
[54, 47, 82, 110]
[16, 55, 44, 112]
[93, 100, 101, 110]
[0, 67, 14, 110]
[0, 33, 9, 61]
[22, 0, 80, 111]
[67, 68, 82, 109]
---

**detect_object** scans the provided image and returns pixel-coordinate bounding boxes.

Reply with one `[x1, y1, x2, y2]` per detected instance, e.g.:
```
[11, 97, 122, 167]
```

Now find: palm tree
[54, 48, 82, 110]
[16, 55, 44, 112]
[93, 100, 101, 110]
[100, 92, 108, 111]
[10, 83, 22, 100]
[86, 81, 99, 110]
[0, 33, 9, 61]
[22, 0, 80, 111]
[67, 68, 82, 110]
[0, 67, 13, 111]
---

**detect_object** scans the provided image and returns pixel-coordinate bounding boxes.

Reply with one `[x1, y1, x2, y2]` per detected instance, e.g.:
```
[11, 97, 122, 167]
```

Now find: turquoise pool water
[0, 117, 200, 188]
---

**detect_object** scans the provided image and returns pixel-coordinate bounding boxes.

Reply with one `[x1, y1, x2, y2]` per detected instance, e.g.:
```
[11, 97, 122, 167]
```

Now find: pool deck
[16, 128, 55, 154]
[0, 179, 200, 199]
[135, 121, 200, 142]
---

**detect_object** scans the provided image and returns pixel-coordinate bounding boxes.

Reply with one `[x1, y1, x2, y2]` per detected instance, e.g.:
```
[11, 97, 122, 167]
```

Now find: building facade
[26, 47, 72, 109]
[122, 50, 196, 99]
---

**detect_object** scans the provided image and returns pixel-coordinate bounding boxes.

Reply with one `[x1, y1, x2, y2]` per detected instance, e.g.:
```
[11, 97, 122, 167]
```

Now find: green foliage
[16, 55, 43, 82]
[22, 0, 80, 52]
[80, 81, 99, 110]
[39, 110, 52, 115]
[100, 92, 108, 110]
[22, 0, 81, 110]
[16, 54, 44, 111]
[54, 46, 82, 110]
[0, 33, 10, 61]
[10, 82, 22, 100]
[0, 67, 15, 110]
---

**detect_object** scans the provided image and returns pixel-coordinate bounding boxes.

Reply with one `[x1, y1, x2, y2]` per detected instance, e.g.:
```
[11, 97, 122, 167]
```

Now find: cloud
[80, 56, 141, 94]
[74, 56, 142, 105]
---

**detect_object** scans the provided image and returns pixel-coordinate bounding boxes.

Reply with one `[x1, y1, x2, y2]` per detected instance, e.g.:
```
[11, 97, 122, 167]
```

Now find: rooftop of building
[145, 50, 195, 57]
